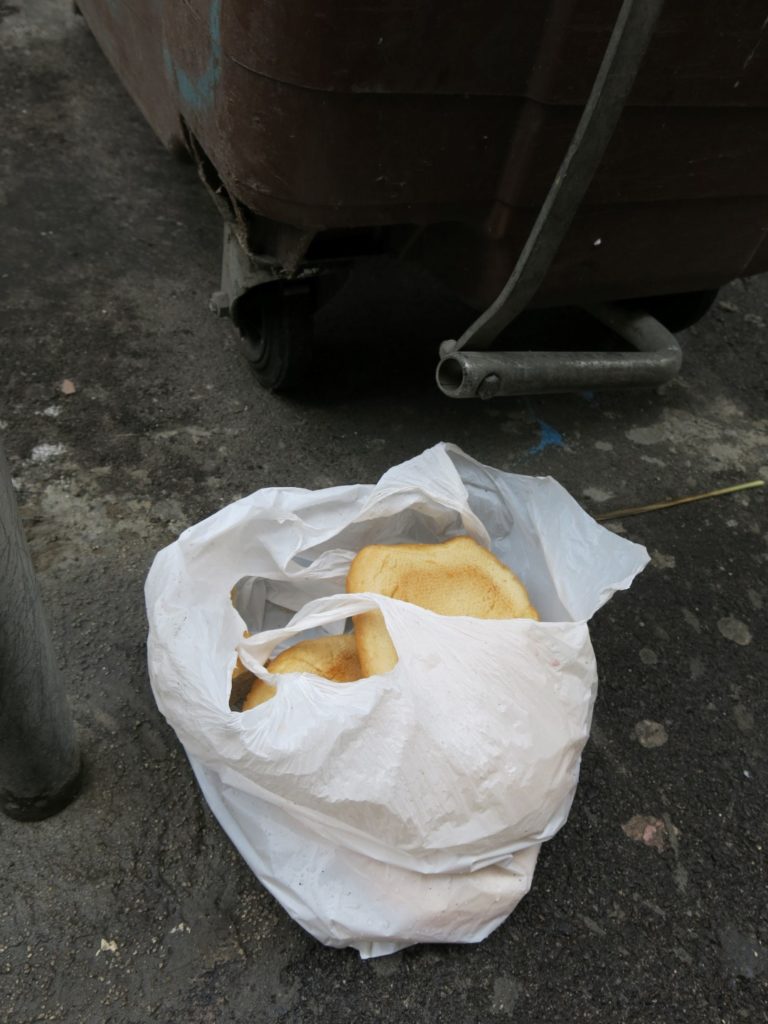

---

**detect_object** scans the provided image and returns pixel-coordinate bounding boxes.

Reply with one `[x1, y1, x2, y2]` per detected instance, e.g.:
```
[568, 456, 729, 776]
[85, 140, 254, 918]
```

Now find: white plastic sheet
[146, 443, 648, 957]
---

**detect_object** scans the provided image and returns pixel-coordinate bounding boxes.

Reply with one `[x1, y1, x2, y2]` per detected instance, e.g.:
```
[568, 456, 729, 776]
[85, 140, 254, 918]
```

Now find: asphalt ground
[1, 3, 767, 1022]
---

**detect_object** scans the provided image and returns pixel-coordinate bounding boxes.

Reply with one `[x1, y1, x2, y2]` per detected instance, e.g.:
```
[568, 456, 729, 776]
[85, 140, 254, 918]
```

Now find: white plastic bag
[146, 443, 648, 957]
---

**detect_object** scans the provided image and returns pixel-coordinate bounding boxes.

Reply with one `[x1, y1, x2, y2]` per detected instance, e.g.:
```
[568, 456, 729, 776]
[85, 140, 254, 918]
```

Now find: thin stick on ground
[596, 479, 765, 523]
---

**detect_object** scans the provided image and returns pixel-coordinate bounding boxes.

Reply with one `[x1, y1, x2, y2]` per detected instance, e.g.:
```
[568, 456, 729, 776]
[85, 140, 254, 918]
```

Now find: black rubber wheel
[234, 283, 315, 393]
[623, 289, 719, 333]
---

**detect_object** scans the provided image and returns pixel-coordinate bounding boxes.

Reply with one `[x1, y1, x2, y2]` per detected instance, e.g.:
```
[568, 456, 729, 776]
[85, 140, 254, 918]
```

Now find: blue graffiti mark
[528, 419, 565, 455]
[580, 389, 596, 402]
[163, 0, 222, 112]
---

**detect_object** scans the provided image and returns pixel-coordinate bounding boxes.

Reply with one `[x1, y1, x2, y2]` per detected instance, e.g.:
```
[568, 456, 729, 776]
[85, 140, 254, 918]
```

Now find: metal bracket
[209, 222, 282, 317]
[210, 222, 322, 319]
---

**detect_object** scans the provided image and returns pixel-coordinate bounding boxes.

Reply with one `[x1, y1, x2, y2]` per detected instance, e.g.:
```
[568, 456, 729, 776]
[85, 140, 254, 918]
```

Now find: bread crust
[241, 633, 361, 710]
[346, 536, 539, 675]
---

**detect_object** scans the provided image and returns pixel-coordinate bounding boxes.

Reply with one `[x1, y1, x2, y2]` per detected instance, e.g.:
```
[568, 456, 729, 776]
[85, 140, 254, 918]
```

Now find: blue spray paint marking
[163, 0, 222, 112]
[528, 419, 565, 455]
[525, 398, 565, 455]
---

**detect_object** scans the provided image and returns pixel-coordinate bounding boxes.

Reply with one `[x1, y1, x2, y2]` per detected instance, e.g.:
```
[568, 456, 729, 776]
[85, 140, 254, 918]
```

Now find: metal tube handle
[436, 304, 682, 399]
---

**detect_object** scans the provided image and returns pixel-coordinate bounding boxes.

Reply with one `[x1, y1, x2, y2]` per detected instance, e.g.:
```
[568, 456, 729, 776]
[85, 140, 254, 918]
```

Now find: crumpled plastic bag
[146, 443, 648, 957]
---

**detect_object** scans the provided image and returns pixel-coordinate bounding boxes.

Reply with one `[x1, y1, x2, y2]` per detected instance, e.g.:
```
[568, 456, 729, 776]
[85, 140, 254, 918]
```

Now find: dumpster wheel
[233, 283, 315, 393]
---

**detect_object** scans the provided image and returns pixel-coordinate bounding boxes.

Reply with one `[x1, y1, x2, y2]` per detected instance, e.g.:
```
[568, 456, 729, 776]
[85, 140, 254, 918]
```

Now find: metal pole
[0, 442, 81, 820]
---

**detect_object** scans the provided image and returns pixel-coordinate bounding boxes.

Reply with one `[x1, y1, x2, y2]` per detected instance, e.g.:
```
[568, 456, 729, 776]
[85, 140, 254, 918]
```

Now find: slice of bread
[346, 535, 539, 676]
[241, 673, 277, 711]
[230, 655, 261, 709]
[241, 633, 361, 711]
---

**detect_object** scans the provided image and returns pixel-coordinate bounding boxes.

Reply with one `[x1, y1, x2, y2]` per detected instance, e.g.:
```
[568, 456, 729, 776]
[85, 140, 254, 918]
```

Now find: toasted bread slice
[241, 633, 361, 711]
[241, 673, 277, 710]
[346, 535, 539, 676]
[230, 656, 261, 710]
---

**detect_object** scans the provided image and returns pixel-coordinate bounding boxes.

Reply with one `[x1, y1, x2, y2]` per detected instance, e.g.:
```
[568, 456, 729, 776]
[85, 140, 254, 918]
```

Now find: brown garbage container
[77, 0, 768, 393]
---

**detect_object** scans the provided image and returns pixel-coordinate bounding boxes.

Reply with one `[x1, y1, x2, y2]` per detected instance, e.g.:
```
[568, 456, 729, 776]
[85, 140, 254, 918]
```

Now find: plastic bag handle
[354, 444, 491, 544]
[237, 592, 418, 676]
